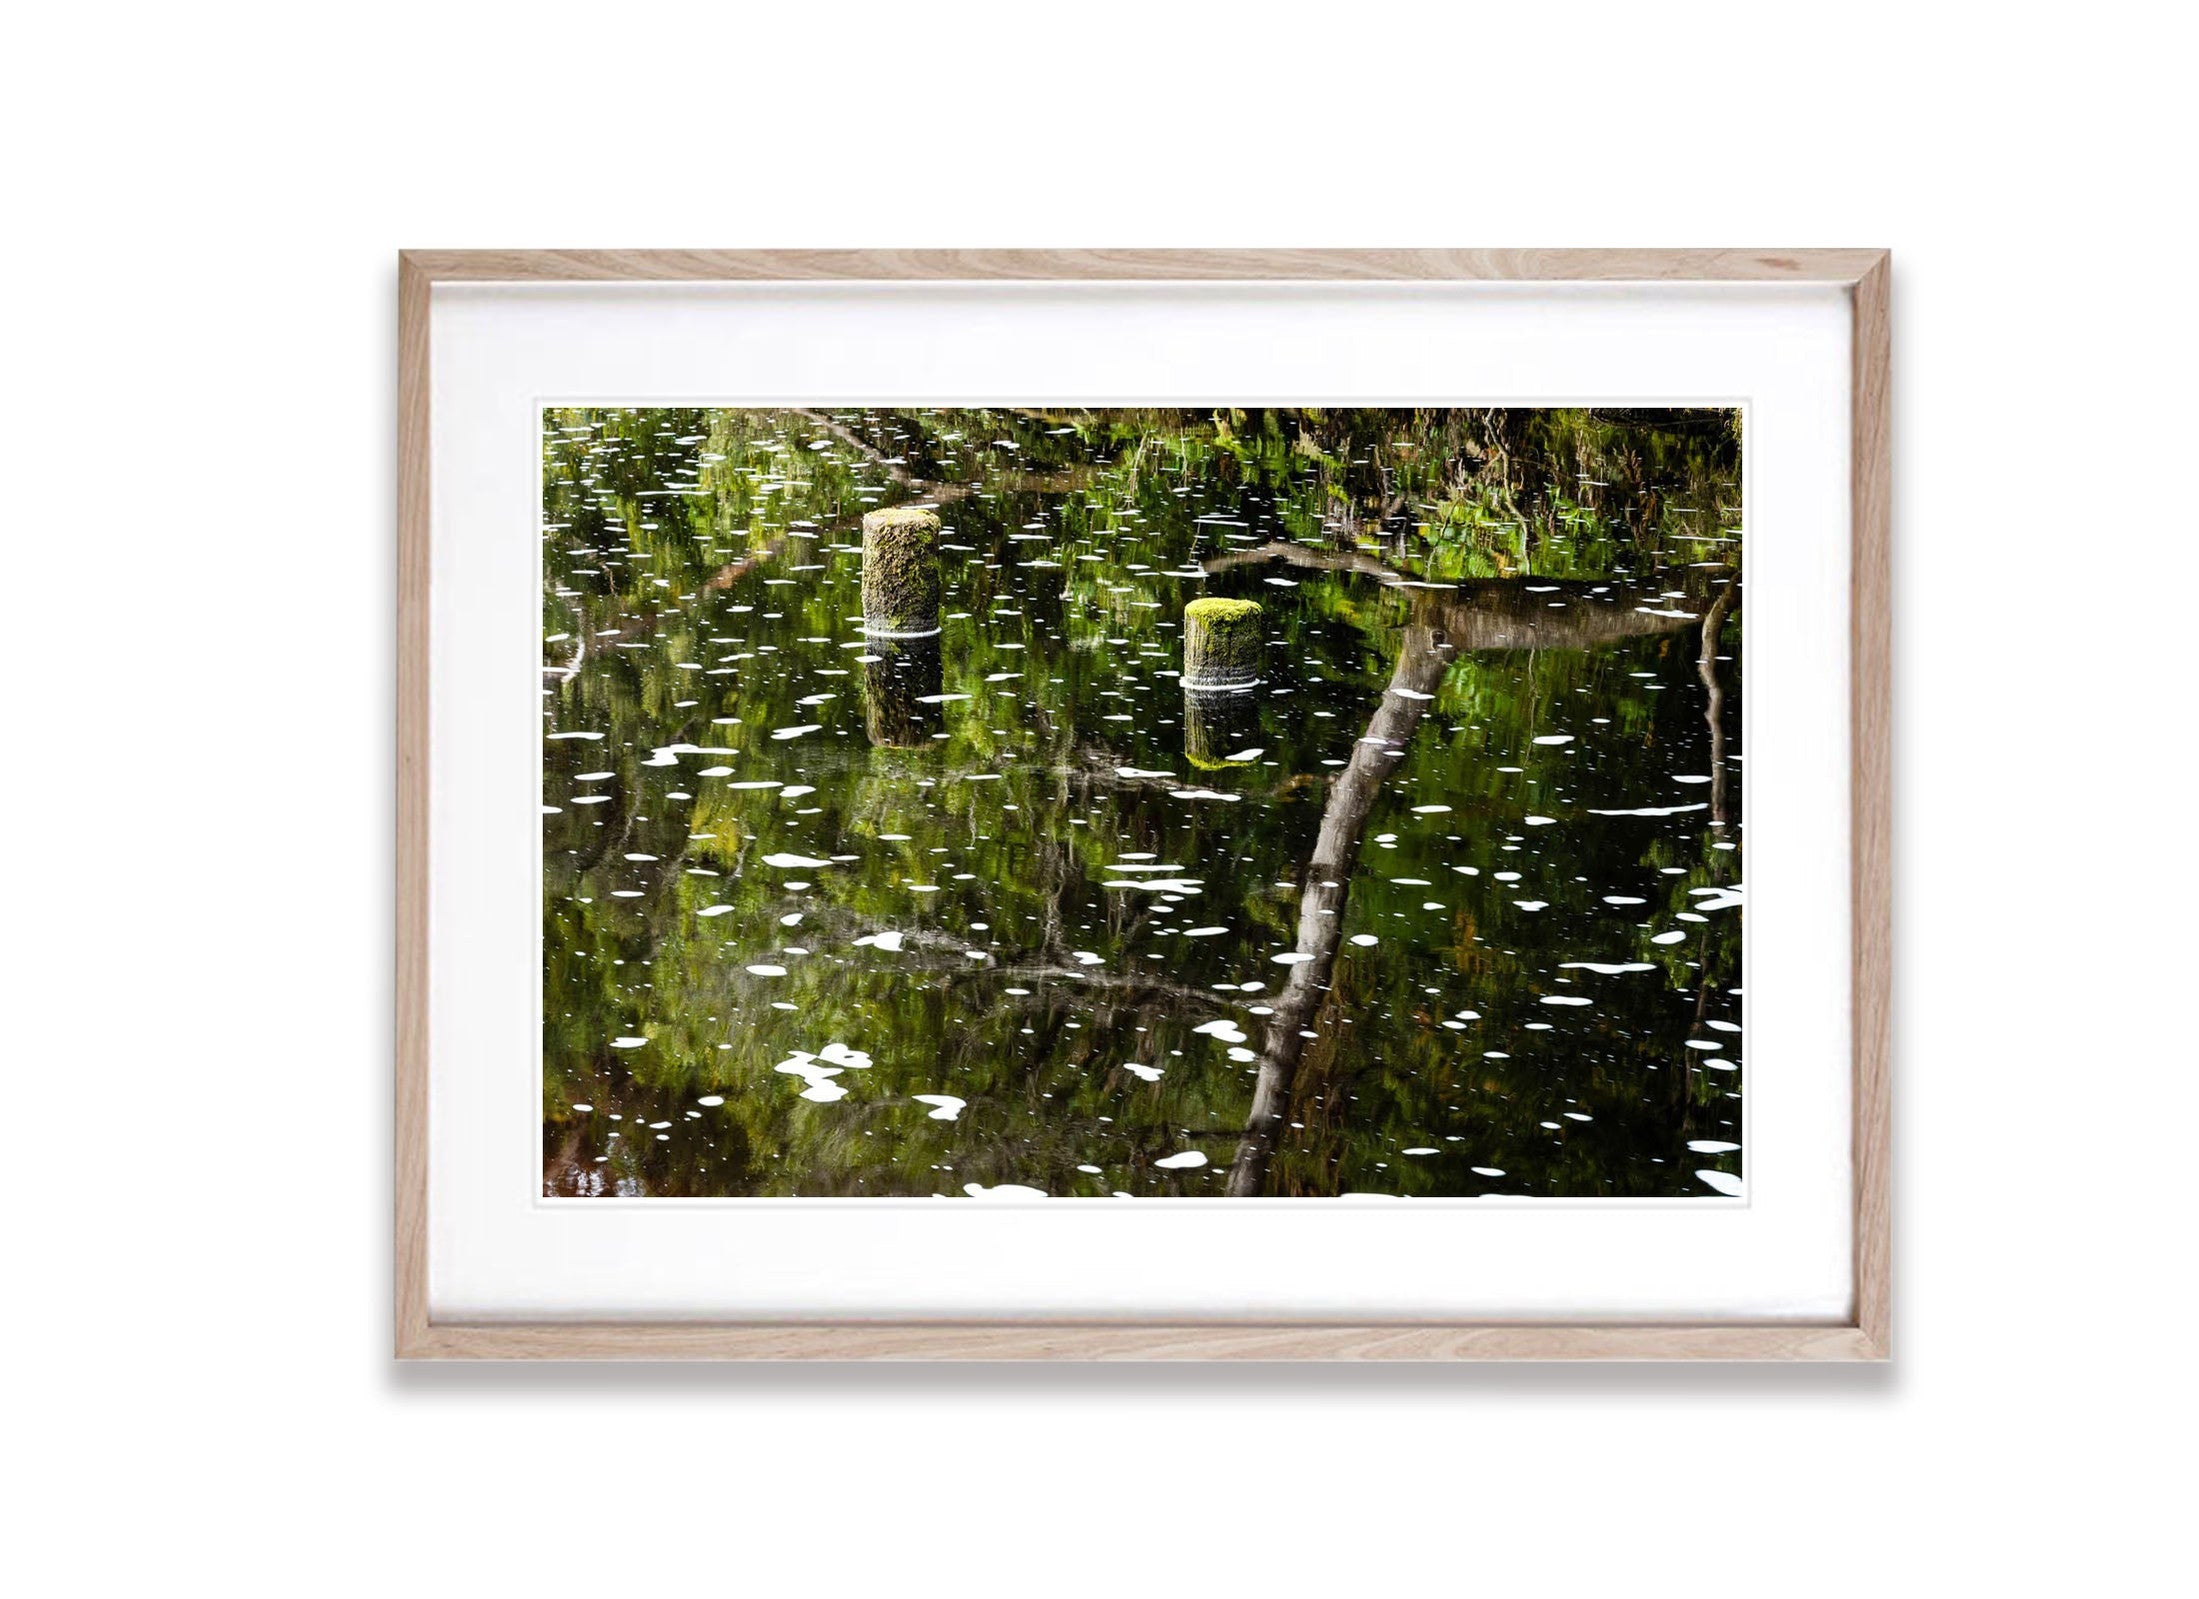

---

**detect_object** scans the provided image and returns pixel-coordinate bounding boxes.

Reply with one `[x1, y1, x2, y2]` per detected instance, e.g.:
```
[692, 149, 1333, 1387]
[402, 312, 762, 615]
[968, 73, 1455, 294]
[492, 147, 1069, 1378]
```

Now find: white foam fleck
[912, 1094, 967, 1121]
[1540, 995, 1593, 1006]
[746, 963, 788, 977]
[852, 930, 905, 953]
[1560, 961, 1655, 974]
[1154, 1151, 1208, 1170]
[1271, 951, 1315, 965]
[1350, 934, 1379, 947]
[762, 852, 832, 869]
[1687, 1140, 1740, 1154]
[1532, 734, 1574, 745]
[1695, 1169, 1744, 1196]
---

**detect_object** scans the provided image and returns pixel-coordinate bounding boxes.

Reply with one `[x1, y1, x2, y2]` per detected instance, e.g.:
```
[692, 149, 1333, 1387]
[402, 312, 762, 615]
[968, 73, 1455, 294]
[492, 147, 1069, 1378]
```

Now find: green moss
[860, 506, 942, 633]
[1186, 596, 1262, 626]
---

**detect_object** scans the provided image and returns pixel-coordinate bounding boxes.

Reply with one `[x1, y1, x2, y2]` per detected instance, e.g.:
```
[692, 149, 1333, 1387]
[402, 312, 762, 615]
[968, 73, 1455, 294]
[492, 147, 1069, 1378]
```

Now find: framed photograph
[398, 249, 1889, 1359]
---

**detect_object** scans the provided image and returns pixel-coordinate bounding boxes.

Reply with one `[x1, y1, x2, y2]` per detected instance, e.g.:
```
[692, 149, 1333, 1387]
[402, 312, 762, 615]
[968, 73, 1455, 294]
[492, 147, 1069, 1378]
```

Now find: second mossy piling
[1181, 596, 1263, 691]
[860, 505, 943, 637]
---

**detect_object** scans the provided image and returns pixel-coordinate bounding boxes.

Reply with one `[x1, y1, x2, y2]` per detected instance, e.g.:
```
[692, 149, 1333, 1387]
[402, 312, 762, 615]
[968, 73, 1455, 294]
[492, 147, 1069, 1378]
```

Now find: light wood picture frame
[397, 248, 1890, 1360]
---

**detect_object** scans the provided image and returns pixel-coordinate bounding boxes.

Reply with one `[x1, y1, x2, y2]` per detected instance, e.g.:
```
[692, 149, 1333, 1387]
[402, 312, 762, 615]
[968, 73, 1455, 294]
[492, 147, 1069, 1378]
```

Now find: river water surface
[542, 407, 1744, 1198]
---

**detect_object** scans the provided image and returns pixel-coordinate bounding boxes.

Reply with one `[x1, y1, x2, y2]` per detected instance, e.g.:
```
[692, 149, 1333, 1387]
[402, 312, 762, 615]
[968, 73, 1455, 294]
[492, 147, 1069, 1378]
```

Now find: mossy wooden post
[1181, 596, 1262, 691]
[860, 506, 942, 638]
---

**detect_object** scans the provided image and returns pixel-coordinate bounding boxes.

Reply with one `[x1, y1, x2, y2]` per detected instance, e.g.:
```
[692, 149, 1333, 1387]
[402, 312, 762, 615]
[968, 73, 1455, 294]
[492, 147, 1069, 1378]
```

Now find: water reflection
[861, 635, 944, 749]
[541, 407, 1745, 1199]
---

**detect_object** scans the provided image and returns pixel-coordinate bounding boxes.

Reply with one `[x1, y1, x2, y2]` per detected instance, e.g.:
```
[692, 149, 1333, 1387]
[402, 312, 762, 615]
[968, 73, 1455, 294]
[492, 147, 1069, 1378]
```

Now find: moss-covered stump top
[861, 506, 941, 537]
[860, 506, 943, 635]
[1186, 595, 1261, 627]
[1182, 596, 1263, 687]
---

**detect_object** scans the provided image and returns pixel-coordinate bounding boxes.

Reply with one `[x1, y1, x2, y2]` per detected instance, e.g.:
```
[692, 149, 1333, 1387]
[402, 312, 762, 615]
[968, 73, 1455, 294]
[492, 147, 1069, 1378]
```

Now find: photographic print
[542, 406, 1743, 1200]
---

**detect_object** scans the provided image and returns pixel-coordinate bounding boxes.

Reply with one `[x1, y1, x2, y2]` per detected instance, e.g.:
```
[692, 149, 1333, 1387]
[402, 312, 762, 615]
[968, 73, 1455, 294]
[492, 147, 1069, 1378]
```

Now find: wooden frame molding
[397, 249, 1891, 1361]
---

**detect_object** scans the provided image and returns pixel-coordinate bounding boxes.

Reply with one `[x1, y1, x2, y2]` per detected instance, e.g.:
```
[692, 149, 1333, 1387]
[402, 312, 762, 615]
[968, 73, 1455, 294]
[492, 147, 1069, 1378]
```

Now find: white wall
[5, 3, 2188, 1592]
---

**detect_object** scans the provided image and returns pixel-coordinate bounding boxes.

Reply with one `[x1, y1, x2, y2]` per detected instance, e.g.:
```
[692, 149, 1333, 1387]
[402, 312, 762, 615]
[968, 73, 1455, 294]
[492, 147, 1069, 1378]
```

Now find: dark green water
[542, 407, 1744, 1198]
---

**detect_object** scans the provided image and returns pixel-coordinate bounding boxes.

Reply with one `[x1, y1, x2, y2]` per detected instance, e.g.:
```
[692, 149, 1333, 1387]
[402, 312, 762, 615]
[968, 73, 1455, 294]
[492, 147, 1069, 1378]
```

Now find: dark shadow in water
[861, 635, 945, 748]
[1182, 687, 1260, 772]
